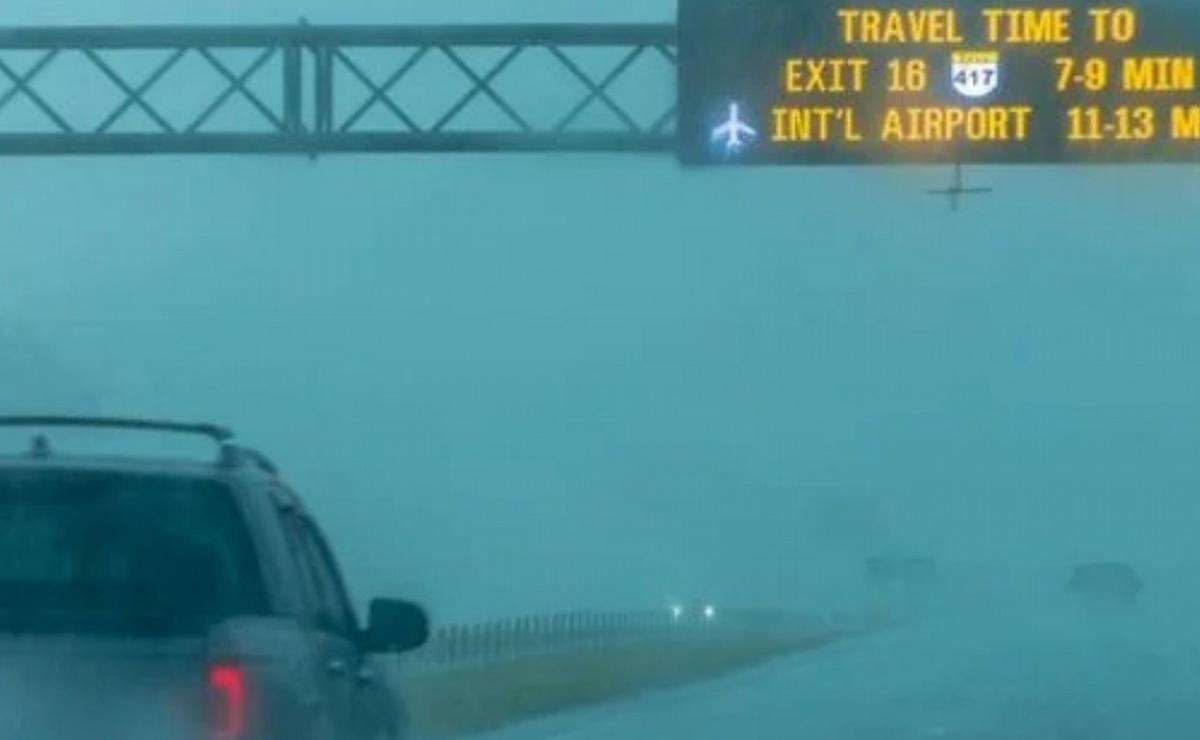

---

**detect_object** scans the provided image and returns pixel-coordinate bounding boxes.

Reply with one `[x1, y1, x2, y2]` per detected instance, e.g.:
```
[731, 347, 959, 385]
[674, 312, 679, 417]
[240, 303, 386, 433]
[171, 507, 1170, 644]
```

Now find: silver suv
[0, 416, 428, 740]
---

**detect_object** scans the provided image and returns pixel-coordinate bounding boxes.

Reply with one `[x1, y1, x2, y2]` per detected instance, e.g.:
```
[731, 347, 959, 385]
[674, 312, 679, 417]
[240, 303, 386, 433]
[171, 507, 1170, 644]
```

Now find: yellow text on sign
[835, 6, 1141, 44]
[784, 58, 870, 93]
[771, 107, 864, 141]
[1054, 57, 1109, 91]
[1121, 57, 1196, 91]
[981, 8, 1072, 43]
[836, 9, 965, 44]
[1170, 106, 1200, 138]
[879, 106, 1034, 141]
[1088, 8, 1138, 43]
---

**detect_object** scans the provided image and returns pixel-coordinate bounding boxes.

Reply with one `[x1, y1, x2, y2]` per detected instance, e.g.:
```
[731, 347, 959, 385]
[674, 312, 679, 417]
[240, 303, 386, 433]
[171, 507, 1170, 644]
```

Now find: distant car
[670, 601, 718, 622]
[0, 416, 429, 740]
[863, 555, 938, 587]
[1067, 562, 1143, 603]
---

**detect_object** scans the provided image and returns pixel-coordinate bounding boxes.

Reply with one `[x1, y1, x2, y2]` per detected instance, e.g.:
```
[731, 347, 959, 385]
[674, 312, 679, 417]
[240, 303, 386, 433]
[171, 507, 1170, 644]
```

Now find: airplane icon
[711, 102, 756, 155]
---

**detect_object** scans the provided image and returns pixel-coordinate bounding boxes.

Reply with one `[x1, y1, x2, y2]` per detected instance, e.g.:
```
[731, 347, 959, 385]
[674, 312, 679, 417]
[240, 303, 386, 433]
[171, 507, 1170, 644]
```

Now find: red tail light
[208, 664, 247, 740]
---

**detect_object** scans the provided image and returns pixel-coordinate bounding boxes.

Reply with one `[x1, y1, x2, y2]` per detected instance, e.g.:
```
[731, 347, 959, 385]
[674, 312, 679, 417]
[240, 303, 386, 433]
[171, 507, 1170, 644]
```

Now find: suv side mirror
[362, 599, 429, 653]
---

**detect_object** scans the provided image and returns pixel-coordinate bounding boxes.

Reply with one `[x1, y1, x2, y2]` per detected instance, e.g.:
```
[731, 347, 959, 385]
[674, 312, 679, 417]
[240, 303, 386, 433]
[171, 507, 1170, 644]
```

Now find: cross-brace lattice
[0, 23, 677, 155]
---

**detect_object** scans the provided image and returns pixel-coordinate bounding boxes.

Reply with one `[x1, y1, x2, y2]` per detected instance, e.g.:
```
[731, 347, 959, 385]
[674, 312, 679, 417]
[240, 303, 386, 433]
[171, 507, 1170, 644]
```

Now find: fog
[2, 0, 1200, 629]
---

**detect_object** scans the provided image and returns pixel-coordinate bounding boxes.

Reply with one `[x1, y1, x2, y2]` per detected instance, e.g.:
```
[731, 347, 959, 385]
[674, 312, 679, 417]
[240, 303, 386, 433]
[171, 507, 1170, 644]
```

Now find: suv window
[284, 511, 356, 635]
[0, 470, 267, 636]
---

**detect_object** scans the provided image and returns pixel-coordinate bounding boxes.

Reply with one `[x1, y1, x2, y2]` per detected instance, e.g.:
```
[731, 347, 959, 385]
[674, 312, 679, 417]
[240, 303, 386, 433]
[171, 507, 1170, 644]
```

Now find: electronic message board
[677, 1, 1200, 164]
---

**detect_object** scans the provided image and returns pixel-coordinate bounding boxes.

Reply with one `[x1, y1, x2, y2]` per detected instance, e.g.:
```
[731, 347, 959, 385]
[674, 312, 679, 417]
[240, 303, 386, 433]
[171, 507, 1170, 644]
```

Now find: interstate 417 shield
[951, 51, 1001, 98]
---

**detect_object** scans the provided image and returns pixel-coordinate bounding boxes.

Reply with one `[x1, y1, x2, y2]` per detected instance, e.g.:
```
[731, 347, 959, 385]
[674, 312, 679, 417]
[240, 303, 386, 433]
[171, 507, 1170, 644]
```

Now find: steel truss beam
[0, 23, 677, 155]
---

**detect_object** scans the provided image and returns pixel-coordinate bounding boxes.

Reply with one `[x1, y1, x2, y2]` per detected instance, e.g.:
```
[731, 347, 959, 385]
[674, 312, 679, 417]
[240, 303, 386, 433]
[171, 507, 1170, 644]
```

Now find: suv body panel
[0, 448, 407, 740]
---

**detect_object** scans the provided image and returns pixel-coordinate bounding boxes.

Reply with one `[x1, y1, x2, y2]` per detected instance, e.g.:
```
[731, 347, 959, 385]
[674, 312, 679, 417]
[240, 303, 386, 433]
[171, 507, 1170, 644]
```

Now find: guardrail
[403, 607, 872, 671]
[394, 607, 886, 736]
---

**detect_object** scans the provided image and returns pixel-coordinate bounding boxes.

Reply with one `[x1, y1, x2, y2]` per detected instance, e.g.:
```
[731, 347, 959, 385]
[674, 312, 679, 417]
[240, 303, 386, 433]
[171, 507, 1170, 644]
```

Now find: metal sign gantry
[0, 21, 989, 207]
[0, 23, 677, 155]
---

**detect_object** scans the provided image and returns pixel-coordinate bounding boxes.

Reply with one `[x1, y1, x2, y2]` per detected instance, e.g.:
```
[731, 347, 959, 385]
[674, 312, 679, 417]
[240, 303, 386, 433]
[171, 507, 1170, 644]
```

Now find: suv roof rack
[218, 444, 279, 475]
[0, 416, 283, 477]
[0, 416, 234, 443]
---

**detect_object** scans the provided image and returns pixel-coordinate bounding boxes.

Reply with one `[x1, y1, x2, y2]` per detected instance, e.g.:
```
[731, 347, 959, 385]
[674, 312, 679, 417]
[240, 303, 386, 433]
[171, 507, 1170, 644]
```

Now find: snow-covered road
[484, 598, 1200, 740]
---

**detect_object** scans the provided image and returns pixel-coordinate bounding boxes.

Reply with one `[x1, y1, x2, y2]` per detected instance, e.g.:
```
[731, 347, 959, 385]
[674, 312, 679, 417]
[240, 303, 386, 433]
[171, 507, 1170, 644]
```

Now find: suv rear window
[0, 469, 267, 636]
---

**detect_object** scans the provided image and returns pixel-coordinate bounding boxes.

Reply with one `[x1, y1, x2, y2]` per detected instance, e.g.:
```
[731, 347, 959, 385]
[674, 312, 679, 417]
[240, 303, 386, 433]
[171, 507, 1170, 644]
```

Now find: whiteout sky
[1, 0, 1199, 624]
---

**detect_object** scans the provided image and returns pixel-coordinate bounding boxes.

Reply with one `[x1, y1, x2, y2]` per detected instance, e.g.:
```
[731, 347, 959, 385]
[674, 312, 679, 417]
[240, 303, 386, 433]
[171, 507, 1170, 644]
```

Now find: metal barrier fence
[403, 608, 855, 672]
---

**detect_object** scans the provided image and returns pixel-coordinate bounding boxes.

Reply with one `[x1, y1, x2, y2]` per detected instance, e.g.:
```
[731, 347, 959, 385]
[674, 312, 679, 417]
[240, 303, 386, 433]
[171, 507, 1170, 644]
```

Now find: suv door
[285, 512, 395, 740]
[282, 511, 369, 739]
